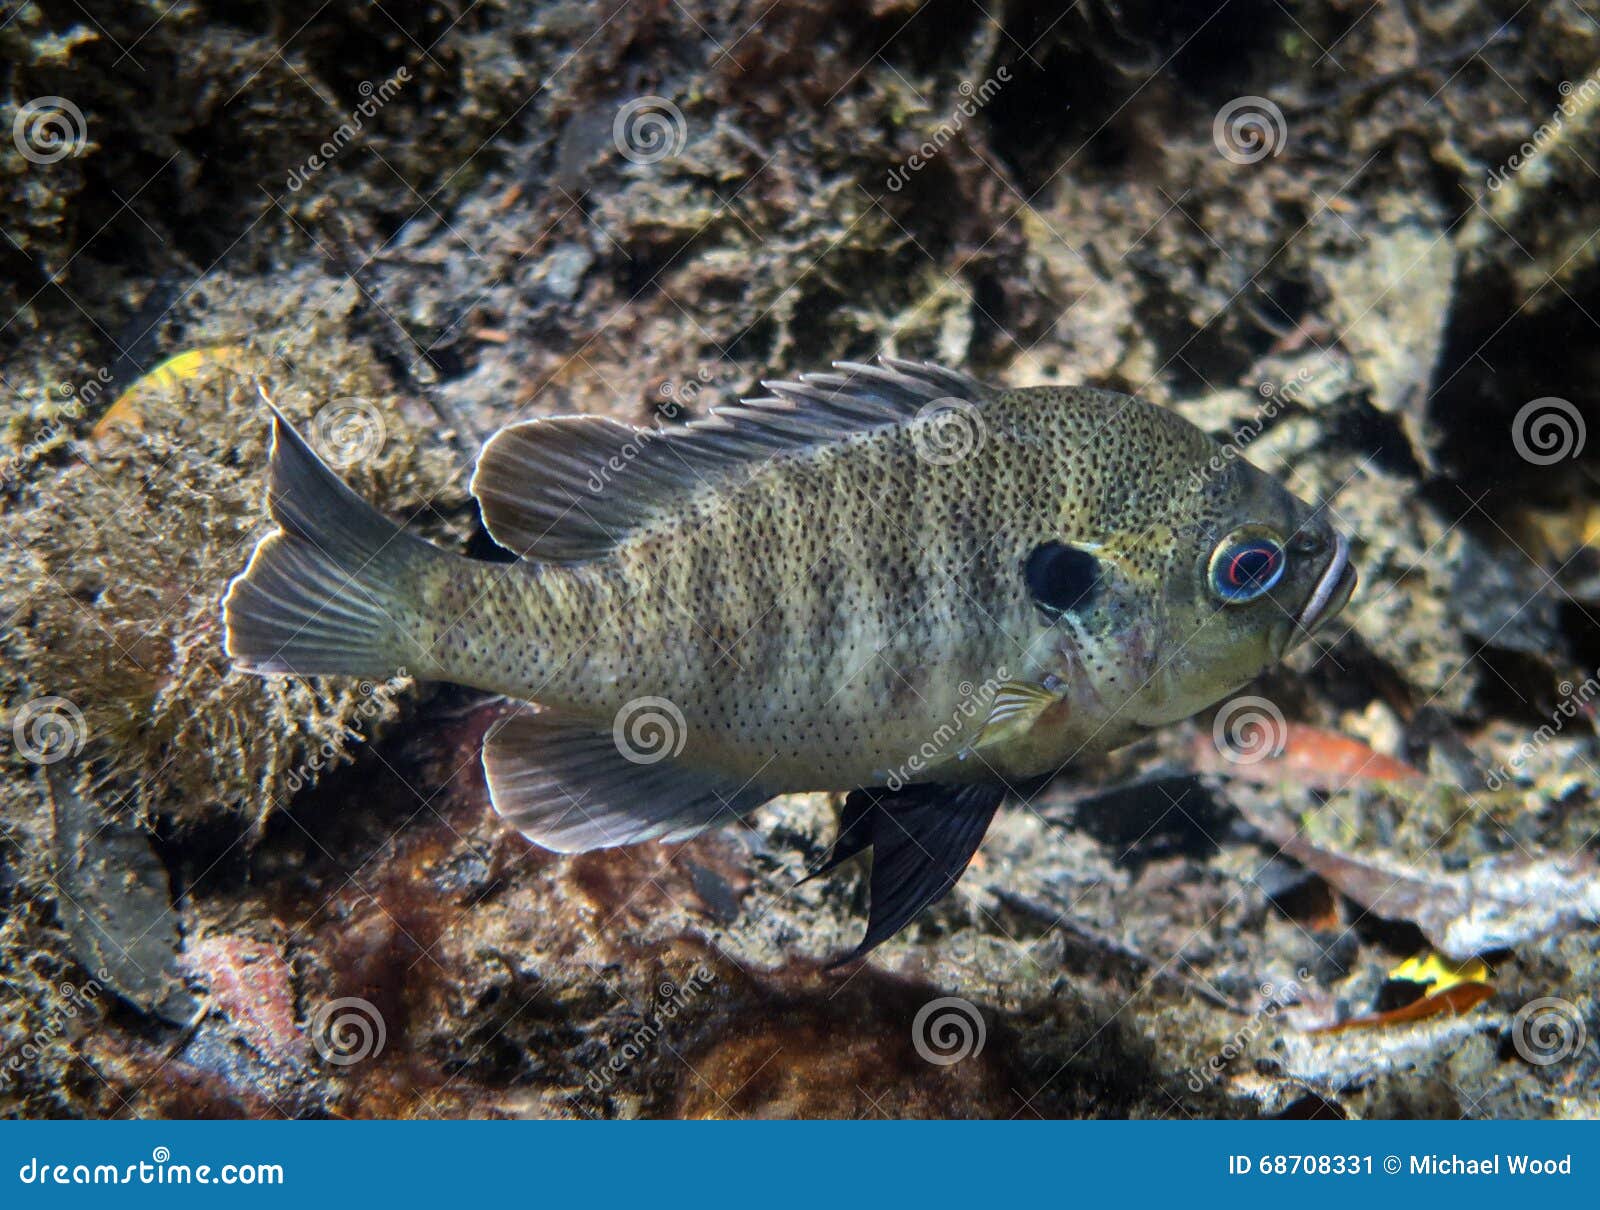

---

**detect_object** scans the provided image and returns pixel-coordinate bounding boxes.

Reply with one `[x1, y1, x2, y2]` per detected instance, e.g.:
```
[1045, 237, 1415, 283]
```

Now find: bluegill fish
[224, 359, 1355, 960]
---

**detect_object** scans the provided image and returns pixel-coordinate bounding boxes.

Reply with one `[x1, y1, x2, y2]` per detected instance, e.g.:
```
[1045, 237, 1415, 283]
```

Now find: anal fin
[483, 710, 771, 852]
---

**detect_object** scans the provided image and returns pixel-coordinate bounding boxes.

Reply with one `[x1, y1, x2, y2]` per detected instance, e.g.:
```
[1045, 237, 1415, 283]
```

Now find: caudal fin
[223, 407, 435, 677]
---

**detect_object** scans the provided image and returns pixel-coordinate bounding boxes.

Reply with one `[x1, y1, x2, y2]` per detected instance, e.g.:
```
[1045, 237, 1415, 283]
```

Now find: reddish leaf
[1307, 982, 1495, 1034]
[1195, 722, 1422, 790]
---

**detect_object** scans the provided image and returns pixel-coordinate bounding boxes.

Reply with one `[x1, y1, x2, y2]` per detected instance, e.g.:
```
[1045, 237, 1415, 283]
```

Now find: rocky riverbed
[2, 0, 1597, 1118]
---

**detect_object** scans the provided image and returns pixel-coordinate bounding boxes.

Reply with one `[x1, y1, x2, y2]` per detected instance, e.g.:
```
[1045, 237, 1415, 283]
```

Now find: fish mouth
[1296, 531, 1356, 634]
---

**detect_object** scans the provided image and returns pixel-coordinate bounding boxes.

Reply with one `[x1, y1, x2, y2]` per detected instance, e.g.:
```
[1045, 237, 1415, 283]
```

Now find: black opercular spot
[1025, 541, 1100, 618]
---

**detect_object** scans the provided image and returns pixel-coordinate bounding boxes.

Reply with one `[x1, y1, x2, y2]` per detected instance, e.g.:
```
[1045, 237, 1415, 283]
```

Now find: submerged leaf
[47, 764, 196, 1023]
[92, 345, 256, 436]
[1194, 722, 1423, 791]
[1241, 801, 1600, 957]
[1306, 982, 1495, 1035]
[1388, 951, 1492, 994]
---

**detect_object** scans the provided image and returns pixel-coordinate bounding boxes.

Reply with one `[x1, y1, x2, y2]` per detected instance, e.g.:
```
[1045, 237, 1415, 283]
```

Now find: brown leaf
[1307, 982, 1495, 1034]
[1194, 722, 1422, 791]
[1240, 802, 1600, 957]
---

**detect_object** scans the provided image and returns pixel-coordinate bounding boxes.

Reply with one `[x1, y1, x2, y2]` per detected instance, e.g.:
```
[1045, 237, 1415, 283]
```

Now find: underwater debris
[1241, 799, 1600, 959]
[46, 764, 193, 1023]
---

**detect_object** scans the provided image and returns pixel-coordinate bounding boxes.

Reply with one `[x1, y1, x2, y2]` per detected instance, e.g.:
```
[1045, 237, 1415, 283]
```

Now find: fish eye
[1208, 530, 1285, 603]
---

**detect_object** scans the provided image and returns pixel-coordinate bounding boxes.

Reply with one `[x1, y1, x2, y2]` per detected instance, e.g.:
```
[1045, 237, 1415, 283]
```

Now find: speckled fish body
[225, 359, 1355, 958]
[418, 387, 1223, 785]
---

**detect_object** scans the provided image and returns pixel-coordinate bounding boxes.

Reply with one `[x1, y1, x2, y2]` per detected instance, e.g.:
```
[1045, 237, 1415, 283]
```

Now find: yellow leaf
[1388, 950, 1491, 994]
[94, 345, 255, 436]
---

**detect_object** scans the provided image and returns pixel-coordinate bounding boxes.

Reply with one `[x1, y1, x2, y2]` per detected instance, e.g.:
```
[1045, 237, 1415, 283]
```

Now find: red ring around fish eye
[1209, 533, 1285, 602]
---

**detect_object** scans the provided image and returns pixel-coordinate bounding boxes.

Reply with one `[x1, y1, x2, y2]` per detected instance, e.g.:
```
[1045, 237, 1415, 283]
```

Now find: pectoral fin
[821, 782, 1006, 966]
[963, 679, 1069, 757]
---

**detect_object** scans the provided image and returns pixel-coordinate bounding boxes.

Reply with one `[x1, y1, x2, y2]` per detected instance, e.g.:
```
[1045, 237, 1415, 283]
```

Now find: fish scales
[424, 389, 1222, 781]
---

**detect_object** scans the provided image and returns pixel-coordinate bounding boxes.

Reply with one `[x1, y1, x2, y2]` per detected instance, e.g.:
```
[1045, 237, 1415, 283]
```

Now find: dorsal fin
[469, 357, 988, 561]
